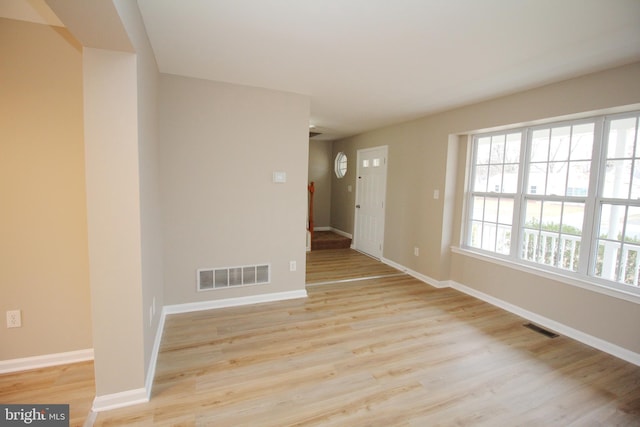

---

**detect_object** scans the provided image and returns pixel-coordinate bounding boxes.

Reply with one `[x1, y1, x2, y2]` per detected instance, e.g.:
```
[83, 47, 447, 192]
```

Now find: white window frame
[592, 112, 640, 289]
[334, 152, 347, 178]
[466, 130, 523, 255]
[463, 110, 640, 299]
[518, 118, 602, 277]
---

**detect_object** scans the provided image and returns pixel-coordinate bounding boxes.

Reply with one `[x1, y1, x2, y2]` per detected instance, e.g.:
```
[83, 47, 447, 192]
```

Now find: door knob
[356, 204, 361, 208]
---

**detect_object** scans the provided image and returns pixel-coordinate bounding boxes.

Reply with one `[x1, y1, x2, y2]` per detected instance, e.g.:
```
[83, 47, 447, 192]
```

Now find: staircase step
[311, 231, 351, 250]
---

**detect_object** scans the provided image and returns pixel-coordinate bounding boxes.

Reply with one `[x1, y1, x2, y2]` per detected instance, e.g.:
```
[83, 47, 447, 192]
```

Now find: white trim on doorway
[353, 145, 388, 259]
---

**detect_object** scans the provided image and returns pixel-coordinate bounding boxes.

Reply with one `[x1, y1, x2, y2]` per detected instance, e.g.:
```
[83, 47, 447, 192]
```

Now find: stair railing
[308, 181, 315, 243]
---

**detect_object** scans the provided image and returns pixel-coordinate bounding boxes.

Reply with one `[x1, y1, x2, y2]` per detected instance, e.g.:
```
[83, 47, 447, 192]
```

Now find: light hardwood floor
[0, 360, 95, 427]
[3, 249, 640, 426]
[94, 250, 640, 426]
[305, 247, 402, 284]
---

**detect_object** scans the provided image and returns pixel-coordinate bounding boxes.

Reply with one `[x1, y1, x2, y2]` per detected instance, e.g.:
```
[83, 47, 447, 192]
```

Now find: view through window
[465, 111, 640, 295]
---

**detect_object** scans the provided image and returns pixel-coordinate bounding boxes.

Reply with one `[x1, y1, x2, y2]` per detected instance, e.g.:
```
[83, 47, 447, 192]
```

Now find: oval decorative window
[334, 152, 347, 178]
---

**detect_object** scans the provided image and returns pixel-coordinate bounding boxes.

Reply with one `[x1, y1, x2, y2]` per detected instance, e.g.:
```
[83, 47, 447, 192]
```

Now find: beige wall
[330, 144, 357, 233]
[449, 253, 640, 354]
[114, 0, 164, 385]
[83, 47, 145, 396]
[308, 140, 332, 228]
[0, 18, 92, 360]
[159, 75, 310, 305]
[333, 62, 640, 355]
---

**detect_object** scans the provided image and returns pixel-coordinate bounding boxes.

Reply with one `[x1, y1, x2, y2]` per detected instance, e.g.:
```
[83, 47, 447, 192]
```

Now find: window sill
[450, 246, 640, 304]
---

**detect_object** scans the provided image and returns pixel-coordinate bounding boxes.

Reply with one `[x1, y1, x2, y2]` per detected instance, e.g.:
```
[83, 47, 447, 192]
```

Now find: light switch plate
[273, 171, 287, 183]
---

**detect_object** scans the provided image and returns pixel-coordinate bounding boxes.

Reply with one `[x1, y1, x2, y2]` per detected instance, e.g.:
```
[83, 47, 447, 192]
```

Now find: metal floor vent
[523, 323, 559, 338]
[198, 264, 270, 291]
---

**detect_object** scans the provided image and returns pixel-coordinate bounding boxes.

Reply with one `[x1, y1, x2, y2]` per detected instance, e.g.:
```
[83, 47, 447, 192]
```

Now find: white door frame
[353, 145, 388, 259]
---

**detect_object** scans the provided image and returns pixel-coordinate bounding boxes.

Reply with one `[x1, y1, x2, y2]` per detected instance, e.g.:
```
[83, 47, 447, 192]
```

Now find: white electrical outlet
[289, 261, 297, 272]
[7, 310, 21, 328]
[414, 247, 419, 256]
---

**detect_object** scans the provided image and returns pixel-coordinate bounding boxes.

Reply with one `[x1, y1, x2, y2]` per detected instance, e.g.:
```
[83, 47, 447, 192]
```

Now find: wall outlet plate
[7, 310, 21, 328]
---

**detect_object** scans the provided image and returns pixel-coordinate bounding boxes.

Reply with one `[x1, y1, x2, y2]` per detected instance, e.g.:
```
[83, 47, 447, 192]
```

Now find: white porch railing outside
[522, 229, 640, 287]
[522, 229, 580, 271]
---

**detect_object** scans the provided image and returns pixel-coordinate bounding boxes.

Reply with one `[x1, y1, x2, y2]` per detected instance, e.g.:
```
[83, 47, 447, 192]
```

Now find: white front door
[354, 146, 388, 259]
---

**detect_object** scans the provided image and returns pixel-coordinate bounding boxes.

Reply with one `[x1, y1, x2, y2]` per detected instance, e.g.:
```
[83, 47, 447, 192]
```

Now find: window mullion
[513, 128, 531, 262]
[582, 117, 605, 276]
[464, 136, 479, 247]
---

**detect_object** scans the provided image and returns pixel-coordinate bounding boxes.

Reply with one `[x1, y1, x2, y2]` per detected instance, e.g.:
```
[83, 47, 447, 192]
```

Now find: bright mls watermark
[1, 404, 69, 426]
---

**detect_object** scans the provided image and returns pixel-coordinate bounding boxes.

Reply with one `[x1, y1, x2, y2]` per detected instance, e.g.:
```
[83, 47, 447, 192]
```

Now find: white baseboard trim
[0, 348, 94, 374]
[92, 388, 148, 412]
[163, 289, 308, 316]
[330, 227, 352, 239]
[83, 410, 97, 427]
[378, 256, 640, 367]
[446, 280, 640, 367]
[140, 288, 307, 403]
[381, 257, 447, 288]
[144, 312, 167, 400]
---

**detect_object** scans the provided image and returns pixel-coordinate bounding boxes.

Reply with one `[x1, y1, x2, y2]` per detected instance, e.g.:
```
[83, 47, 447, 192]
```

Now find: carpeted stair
[311, 231, 352, 250]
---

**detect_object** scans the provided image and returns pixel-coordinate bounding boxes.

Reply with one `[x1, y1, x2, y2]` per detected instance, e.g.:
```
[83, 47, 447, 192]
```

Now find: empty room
[1, 0, 639, 425]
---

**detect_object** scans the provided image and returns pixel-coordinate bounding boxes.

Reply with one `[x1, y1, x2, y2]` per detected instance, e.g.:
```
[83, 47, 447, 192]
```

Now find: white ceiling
[136, 0, 640, 140]
[4, 1, 640, 140]
[0, 0, 62, 26]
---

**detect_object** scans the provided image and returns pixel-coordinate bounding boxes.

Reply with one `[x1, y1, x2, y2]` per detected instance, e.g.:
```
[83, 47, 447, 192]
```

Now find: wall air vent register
[197, 264, 270, 291]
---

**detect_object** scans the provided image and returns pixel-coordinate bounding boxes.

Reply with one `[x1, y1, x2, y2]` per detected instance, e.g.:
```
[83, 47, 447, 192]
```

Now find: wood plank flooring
[95, 255, 640, 425]
[3, 249, 639, 426]
[0, 361, 95, 427]
[306, 248, 402, 284]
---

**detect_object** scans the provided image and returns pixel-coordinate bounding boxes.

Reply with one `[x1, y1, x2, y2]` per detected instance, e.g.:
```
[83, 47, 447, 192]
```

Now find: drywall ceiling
[4, 1, 640, 140]
[136, 0, 640, 140]
[0, 0, 62, 26]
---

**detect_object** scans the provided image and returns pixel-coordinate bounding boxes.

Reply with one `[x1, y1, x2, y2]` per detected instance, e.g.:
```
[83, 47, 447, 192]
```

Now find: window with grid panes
[468, 132, 522, 255]
[464, 110, 640, 296]
[594, 115, 640, 286]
